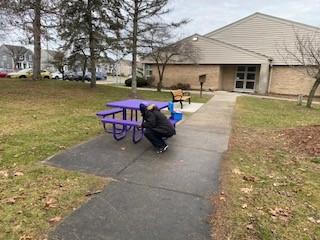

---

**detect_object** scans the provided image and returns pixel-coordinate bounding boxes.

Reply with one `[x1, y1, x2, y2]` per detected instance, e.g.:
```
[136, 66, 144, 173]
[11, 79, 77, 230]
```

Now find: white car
[52, 71, 63, 80]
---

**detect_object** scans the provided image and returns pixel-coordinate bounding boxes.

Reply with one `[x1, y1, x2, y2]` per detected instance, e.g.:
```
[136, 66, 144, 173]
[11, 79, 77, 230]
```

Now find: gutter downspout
[267, 59, 273, 94]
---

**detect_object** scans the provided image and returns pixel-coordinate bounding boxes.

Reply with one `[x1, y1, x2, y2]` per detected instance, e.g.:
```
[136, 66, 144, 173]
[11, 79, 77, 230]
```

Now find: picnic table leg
[112, 123, 127, 141]
[132, 126, 144, 143]
[103, 113, 124, 134]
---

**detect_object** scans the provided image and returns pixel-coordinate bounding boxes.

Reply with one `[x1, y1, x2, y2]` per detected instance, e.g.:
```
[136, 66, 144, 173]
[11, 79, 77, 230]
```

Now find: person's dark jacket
[141, 106, 176, 137]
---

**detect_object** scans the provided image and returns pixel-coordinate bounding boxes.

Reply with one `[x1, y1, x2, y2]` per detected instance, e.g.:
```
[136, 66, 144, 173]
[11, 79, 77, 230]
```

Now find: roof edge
[205, 12, 320, 38]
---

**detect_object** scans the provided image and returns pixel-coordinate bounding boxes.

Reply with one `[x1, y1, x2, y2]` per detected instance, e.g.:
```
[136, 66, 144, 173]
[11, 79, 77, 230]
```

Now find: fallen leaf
[0, 170, 9, 178]
[246, 224, 254, 230]
[49, 216, 62, 223]
[240, 186, 253, 194]
[242, 204, 248, 209]
[219, 196, 226, 202]
[5, 197, 16, 204]
[243, 175, 257, 182]
[14, 172, 24, 177]
[232, 168, 242, 175]
[269, 207, 291, 222]
[307, 217, 316, 223]
[121, 147, 126, 151]
[44, 198, 57, 209]
[19, 234, 32, 240]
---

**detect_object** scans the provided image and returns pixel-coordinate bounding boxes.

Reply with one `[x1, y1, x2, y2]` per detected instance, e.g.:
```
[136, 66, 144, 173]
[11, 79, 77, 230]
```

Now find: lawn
[0, 78, 211, 240]
[212, 97, 320, 240]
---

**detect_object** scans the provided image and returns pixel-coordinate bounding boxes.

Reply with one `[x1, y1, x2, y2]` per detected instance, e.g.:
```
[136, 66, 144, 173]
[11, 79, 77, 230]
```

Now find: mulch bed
[280, 125, 320, 157]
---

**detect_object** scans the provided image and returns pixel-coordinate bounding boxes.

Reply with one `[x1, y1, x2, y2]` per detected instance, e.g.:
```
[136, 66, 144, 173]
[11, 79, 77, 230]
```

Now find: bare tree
[284, 32, 320, 107]
[143, 27, 199, 92]
[50, 51, 67, 78]
[122, 0, 185, 97]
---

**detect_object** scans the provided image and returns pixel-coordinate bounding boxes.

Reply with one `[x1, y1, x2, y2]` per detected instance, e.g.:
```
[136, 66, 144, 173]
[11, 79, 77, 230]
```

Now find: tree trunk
[157, 64, 166, 92]
[88, 0, 96, 88]
[81, 57, 87, 82]
[131, 0, 139, 97]
[306, 77, 320, 108]
[32, 0, 41, 80]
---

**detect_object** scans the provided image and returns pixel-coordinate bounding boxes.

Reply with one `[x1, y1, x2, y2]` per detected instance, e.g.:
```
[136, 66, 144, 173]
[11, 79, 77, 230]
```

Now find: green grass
[0, 79, 211, 240]
[235, 97, 320, 129]
[213, 96, 320, 240]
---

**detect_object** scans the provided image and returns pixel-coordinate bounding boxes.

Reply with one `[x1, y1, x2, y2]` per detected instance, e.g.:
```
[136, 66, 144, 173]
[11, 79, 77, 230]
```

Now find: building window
[145, 64, 152, 79]
[3, 55, 7, 61]
[29, 55, 32, 61]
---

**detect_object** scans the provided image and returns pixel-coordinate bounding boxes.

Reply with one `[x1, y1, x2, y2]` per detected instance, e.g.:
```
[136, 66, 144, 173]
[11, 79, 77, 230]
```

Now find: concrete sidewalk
[47, 92, 239, 240]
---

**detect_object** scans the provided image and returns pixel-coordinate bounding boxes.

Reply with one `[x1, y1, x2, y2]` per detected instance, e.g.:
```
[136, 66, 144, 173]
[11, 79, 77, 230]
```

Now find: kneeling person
[140, 103, 176, 153]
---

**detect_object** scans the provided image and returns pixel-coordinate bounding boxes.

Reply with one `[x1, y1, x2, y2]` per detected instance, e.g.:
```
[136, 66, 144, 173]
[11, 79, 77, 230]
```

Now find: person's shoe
[161, 144, 168, 152]
[156, 144, 168, 154]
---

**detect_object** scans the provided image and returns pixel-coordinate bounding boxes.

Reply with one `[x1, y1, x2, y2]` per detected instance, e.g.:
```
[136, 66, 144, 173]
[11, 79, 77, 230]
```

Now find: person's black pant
[144, 129, 167, 149]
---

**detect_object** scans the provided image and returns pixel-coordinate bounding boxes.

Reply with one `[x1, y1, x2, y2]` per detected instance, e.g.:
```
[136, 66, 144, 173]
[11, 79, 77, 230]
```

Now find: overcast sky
[167, 0, 320, 37]
[1, 0, 320, 49]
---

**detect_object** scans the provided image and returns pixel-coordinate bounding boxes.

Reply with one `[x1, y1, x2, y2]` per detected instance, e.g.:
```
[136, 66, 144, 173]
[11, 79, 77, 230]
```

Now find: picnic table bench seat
[170, 89, 191, 109]
[101, 117, 143, 143]
[101, 118, 142, 127]
[96, 108, 123, 118]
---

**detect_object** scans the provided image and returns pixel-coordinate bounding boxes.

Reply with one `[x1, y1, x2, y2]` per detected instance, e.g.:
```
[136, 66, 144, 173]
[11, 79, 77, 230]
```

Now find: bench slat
[101, 118, 141, 127]
[96, 108, 123, 117]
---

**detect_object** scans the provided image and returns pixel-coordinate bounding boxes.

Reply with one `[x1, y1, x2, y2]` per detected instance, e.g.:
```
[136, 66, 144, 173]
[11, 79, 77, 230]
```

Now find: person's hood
[139, 103, 148, 114]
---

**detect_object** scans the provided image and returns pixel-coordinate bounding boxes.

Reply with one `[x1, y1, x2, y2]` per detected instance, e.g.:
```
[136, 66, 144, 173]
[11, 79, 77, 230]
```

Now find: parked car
[7, 69, 52, 79]
[84, 72, 105, 81]
[63, 71, 105, 81]
[52, 71, 63, 80]
[0, 71, 8, 78]
[63, 71, 84, 81]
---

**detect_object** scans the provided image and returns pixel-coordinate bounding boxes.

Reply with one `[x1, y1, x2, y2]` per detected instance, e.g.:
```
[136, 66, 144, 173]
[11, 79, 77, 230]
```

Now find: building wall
[151, 64, 221, 90]
[206, 13, 320, 65]
[270, 66, 320, 96]
[221, 65, 236, 91]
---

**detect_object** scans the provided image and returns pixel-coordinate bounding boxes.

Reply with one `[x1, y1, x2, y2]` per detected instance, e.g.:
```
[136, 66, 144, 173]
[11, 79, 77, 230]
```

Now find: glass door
[234, 65, 257, 92]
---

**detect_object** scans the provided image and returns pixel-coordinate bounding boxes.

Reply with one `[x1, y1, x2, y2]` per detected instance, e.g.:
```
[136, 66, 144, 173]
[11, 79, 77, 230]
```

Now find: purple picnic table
[106, 99, 169, 111]
[102, 99, 169, 143]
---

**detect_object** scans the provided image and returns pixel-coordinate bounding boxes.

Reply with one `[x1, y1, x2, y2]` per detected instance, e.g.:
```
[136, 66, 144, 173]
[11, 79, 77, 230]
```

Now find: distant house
[143, 12, 320, 96]
[0, 44, 33, 70]
[114, 59, 132, 77]
[41, 49, 59, 72]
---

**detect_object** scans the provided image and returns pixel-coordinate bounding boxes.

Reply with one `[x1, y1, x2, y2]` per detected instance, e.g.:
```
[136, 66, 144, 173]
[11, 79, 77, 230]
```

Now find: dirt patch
[280, 125, 320, 157]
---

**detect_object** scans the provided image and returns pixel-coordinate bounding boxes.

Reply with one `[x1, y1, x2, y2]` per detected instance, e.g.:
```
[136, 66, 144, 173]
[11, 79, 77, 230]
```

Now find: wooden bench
[170, 89, 191, 109]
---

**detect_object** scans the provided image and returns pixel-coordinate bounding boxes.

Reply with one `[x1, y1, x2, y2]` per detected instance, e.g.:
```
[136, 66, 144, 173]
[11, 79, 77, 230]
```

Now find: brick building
[143, 12, 320, 96]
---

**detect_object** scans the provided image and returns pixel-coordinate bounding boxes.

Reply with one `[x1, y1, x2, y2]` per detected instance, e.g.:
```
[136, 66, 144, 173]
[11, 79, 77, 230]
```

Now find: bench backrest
[171, 89, 183, 100]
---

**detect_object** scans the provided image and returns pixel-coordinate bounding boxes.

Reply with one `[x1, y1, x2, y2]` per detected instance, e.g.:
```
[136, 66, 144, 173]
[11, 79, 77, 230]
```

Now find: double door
[234, 65, 258, 92]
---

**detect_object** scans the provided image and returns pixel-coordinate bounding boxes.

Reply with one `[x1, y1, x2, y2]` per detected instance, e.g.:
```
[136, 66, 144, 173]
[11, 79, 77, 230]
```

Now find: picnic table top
[106, 99, 169, 110]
